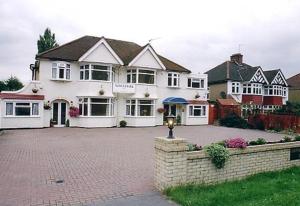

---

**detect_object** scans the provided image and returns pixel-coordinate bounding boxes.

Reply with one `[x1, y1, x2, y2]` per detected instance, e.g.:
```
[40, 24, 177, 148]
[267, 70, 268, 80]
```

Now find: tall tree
[4, 76, 24, 91]
[0, 81, 7, 92]
[37, 28, 59, 54]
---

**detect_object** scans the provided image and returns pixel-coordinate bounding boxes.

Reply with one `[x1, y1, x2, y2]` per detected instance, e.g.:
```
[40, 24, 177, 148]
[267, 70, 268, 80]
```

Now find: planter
[144, 92, 150, 98]
[32, 88, 39, 93]
[99, 90, 105, 95]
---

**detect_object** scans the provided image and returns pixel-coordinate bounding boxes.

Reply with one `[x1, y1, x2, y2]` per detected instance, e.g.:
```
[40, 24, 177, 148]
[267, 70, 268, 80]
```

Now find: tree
[0, 81, 7, 92]
[37, 28, 59, 54]
[3, 76, 24, 91]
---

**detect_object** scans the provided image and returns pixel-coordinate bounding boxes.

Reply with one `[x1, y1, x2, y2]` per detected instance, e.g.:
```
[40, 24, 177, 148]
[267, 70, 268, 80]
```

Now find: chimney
[230, 53, 243, 64]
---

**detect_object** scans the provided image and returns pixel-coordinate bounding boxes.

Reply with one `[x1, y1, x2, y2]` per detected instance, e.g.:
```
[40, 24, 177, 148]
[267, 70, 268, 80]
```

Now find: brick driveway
[0, 126, 284, 206]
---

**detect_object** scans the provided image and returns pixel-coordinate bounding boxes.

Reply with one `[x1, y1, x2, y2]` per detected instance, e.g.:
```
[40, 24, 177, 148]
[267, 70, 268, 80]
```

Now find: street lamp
[166, 115, 175, 139]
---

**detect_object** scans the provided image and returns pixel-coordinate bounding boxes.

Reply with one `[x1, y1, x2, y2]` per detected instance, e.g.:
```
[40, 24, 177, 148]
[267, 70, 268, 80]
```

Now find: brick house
[287, 73, 300, 103]
[205, 53, 288, 116]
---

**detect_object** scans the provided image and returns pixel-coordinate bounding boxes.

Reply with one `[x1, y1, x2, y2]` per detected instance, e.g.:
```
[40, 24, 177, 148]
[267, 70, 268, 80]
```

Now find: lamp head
[166, 115, 175, 129]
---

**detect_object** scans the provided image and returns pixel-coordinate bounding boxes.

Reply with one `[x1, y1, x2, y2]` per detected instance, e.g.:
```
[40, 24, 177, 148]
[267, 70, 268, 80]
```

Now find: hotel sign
[113, 83, 135, 93]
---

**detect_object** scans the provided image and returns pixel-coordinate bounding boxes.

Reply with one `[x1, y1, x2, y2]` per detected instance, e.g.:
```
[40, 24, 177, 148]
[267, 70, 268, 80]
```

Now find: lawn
[165, 167, 300, 206]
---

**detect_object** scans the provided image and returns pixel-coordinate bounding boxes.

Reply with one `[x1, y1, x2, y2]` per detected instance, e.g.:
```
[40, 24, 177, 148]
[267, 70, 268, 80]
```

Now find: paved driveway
[0, 126, 284, 206]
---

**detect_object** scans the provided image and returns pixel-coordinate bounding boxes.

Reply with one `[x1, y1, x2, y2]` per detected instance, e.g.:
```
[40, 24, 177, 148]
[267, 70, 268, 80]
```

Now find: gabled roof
[263, 69, 280, 83]
[36, 35, 190, 73]
[287, 73, 300, 89]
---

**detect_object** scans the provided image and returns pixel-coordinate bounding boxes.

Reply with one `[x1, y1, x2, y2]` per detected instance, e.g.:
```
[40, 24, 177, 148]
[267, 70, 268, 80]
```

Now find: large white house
[0, 36, 209, 128]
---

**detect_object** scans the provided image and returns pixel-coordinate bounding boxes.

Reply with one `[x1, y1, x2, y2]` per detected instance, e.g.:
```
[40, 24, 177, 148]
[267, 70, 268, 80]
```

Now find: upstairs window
[231, 82, 240, 94]
[188, 78, 205, 89]
[168, 72, 179, 87]
[80, 64, 112, 81]
[127, 69, 155, 85]
[242, 83, 262, 95]
[52, 62, 71, 80]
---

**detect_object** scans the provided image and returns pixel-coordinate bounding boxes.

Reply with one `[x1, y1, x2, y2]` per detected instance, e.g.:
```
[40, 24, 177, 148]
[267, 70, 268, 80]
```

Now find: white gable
[81, 43, 119, 64]
[129, 45, 166, 70]
[250, 68, 268, 84]
[271, 71, 288, 86]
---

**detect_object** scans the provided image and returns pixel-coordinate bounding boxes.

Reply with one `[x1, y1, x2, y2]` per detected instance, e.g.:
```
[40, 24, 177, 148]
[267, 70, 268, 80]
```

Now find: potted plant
[195, 93, 200, 99]
[50, 119, 56, 127]
[66, 119, 70, 127]
[157, 108, 166, 114]
[32, 88, 39, 93]
[144, 92, 150, 98]
[120, 120, 127, 127]
[69, 106, 80, 117]
[44, 101, 51, 110]
[99, 89, 105, 95]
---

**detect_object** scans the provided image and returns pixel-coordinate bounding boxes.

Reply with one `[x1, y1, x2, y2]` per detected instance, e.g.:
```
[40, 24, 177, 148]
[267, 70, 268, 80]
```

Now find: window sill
[188, 116, 207, 118]
[167, 86, 180, 89]
[124, 116, 156, 118]
[79, 116, 115, 118]
[186, 87, 206, 90]
[4, 116, 41, 118]
[78, 80, 112, 83]
[50, 78, 72, 82]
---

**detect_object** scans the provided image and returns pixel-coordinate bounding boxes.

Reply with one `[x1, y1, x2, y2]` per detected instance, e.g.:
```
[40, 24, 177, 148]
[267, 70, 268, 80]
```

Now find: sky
[1, 0, 300, 83]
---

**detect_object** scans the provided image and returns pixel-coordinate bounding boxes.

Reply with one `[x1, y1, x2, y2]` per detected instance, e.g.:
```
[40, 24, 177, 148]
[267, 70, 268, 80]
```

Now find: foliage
[281, 136, 292, 142]
[44, 101, 51, 110]
[37, 28, 59, 54]
[119, 120, 127, 127]
[219, 113, 249, 129]
[250, 115, 265, 130]
[273, 101, 300, 116]
[220, 91, 226, 99]
[165, 167, 300, 206]
[176, 115, 181, 124]
[216, 140, 226, 147]
[187, 143, 202, 151]
[225, 137, 247, 149]
[249, 138, 267, 146]
[205, 144, 229, 169]
[294, 136, 300, 141]
[69, 106, 80, 117]
[0, 76, 24, 92]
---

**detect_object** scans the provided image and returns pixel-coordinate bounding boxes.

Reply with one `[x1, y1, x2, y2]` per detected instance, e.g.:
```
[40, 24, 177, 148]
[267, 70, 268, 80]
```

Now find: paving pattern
[0, 126, 284, 206]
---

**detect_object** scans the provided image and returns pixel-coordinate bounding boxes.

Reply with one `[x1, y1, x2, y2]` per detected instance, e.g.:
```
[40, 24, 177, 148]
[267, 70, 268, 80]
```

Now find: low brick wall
[154, 137, 300, 190]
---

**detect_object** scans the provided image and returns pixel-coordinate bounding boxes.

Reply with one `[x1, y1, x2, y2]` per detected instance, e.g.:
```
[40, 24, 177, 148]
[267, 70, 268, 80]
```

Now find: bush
[205, 144, 229, 169]
[248, 140, 258, 146]
[187, 144, 202, 151]
[119, 120, 127, 127]
[248, 138, 267, 146]
[225, 137, 247, 149]
[216, 140, 226, 147]
[294, 136, 300, 141]
[281, 136, 292, 142]
[219, 113, 249, 129]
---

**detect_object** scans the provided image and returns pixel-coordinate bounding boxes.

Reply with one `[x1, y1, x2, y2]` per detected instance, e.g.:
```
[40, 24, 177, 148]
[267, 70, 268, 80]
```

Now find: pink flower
[69, 106, 80, 117]
[226, 137, 247, 149]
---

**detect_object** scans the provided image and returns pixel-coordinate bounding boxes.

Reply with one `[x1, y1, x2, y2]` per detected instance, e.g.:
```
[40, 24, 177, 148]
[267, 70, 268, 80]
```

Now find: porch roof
[163, 97, 188, 104]
[0, 93, 45, 100]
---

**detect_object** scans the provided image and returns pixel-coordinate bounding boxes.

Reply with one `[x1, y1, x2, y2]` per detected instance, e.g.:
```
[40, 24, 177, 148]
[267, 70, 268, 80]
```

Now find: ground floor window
[5, 102, 39, 116]
[78, 97, 114, 116]
[263, 105, 282, 113]
[189, 105, 207, 117]
[126, 99, 155, 117]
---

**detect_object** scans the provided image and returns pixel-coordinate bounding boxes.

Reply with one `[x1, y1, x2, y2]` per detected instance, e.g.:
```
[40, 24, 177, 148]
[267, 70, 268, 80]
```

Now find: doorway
[52, 101, 67, 127]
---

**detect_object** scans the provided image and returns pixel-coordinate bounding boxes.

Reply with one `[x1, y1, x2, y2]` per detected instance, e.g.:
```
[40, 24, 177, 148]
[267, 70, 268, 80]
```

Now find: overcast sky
[1, 0, 300, 82]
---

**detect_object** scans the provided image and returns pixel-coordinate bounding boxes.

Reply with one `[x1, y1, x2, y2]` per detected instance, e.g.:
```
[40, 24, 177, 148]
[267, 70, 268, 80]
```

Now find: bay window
[187, 78, 204, 89]
[5, 102, 39, 116]
[189, 105, 207, 117]
[79, 64, 112, 81]
[231, 82, 240, 94]
[242, 83, 262, 95]
[168, 72, 179, 87]
[127, 69, 155, 84]
[264, 85, 286, 96]
[79, 98, 113, 116]
[52, 62, 71, 80]
[125, 99, 155, 117]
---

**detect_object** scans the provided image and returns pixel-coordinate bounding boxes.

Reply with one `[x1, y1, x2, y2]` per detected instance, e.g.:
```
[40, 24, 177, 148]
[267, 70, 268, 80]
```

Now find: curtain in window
[6, 103, 13, 115]
[32, 103, 39, 115]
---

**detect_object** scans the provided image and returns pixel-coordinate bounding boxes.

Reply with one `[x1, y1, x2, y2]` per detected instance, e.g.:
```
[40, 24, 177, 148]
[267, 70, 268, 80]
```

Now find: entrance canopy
[163, 97, 188, 104]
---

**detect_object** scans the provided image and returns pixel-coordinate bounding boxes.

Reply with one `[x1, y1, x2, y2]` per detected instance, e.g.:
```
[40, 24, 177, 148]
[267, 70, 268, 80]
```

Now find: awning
[163, 97, 188, 104]
[0, 93, 45, 100]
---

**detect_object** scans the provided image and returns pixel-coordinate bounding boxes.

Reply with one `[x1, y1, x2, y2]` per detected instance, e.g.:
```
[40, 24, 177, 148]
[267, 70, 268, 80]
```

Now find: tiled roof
[287, 73, 300, 89]
[36, 36, 191, 73]
[217, 98, 240, 106]
[187, 100, 209, 105]
[263, 69, 280, 83]
[0, 93, 45, 100]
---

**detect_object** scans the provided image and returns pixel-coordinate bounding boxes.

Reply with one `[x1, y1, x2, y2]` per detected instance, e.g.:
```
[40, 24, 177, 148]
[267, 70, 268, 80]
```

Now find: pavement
[0, 126, 284, 206]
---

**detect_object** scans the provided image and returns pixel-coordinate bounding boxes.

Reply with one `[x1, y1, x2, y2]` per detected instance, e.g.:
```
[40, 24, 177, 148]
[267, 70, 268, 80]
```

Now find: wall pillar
[154, 137, 188, 191]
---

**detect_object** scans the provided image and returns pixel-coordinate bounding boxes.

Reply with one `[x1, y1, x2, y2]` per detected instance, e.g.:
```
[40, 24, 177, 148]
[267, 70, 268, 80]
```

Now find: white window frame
[264, 85, 285, 97]
[231, 82, 240, 94]
[125, 99, 155, 117]
[126, 69, 156, 85]
[168, 72, 180, 87]
[242, 83, 262, 95]
[188, 105, 207, 117]
[78, 97, 114, 117]
[79, 63, 112, 82]
[51, 62, 71, 81]
[5, 101, 40, 117]
[187, 78, 205, 89]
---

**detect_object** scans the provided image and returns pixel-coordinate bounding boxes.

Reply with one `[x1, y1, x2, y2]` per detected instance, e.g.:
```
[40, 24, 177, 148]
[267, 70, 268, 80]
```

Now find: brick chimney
[230, 53, 243, 64]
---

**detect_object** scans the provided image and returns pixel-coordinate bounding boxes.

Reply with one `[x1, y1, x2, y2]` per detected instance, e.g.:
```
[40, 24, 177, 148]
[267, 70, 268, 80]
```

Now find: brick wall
[154, 137, 300, 190]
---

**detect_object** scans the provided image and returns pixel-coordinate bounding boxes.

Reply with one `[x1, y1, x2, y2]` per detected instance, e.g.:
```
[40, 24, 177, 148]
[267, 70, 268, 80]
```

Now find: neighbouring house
[0, 36, 209, 129]
[205, 53, 288, 116]
[287, 73, 300, 103]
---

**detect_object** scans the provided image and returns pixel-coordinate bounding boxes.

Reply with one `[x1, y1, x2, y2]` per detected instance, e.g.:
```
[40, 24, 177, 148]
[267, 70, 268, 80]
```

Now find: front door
[163, 104, 177, 122]
[52, 101, 67, 127]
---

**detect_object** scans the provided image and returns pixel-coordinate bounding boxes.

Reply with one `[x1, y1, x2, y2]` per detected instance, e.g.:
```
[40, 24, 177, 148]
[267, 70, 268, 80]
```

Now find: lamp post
[166, 115, 175, 139]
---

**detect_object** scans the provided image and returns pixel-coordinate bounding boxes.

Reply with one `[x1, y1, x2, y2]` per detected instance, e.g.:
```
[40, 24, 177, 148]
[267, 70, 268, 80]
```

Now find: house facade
[0, 36, 209, 129]
[205, 53, 288, 116]
[287, 73, 300, 103]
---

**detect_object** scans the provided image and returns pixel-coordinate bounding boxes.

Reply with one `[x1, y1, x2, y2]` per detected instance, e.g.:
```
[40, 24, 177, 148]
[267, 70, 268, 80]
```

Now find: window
[168, 72, 179, 87]
[125, 99, 155, 117]
[264, 85, 285, 96]
[78, 98, 113, 116]
[189, 105, 206, 117]
[188, 78, 204, 89]
[52, 62, 71, 80]
[126, 69, 155, 84]
[5, 102, 39, 116]
[283, 87, 287, 97]
[232, 82, 240, 94]
[242, 83, 262, 95]
[80, 64, 112, 81]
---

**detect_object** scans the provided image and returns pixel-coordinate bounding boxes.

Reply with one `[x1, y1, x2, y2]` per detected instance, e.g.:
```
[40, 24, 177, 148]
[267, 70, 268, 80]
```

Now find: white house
[0, 36, 209, 128]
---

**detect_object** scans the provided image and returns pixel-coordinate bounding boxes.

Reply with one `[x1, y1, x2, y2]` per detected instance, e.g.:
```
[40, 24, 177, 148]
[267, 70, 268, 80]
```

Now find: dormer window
[52, 62, 71, 80]
[187, 78, 204, 89]
[127, 69, 155, 85]
[80, 64, 112, 81]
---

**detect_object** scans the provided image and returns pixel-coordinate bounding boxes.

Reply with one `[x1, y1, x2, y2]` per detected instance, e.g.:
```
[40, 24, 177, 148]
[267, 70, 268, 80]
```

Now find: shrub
[248, 140, 258, 146]
[187, 144, 202, 151]
[256, 138, 267, 145]
[119, 120, 127, 127]
[205, 144, 229, 169]
[281, 136, 292, 142]
[219, 113, 249, 129]
[216, 140, 226, 147]
[176, 115, 181, 124]
[225, 137, 247, 149]
[69, 106, 80, 117]
[294, 136, 300, 141]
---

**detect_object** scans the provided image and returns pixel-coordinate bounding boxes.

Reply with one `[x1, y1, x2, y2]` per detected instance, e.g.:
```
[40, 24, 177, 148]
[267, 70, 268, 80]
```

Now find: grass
[165, 167, 300, 206]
